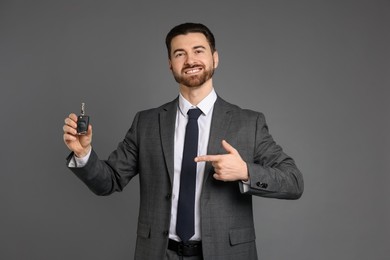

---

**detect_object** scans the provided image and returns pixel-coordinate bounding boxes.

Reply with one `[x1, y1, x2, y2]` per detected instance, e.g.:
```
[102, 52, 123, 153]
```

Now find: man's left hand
[195, 140, 248, 182]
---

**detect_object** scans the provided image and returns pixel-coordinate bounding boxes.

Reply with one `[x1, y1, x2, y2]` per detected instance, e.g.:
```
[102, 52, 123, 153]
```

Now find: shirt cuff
[241, 179, 251, 193]
[68, 148, 92, 168]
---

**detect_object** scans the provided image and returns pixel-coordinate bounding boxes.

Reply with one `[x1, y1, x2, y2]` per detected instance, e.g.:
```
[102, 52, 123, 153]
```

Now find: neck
[179, 80, 213, 106]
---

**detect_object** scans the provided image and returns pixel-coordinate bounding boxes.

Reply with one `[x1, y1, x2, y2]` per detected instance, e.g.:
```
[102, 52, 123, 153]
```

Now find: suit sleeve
[66, 112, 140, 196]
[239, 113, 304, 199]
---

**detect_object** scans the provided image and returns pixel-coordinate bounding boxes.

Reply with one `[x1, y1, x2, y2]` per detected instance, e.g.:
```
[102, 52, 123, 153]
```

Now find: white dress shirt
[169, 89, 217, 242]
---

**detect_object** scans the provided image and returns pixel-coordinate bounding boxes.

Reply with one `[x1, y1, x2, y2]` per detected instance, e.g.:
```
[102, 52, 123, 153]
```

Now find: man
[63, 23, 304, 260]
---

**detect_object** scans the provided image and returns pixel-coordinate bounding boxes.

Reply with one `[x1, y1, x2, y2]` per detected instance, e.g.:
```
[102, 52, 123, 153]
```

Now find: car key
[77, 102, 89, 135]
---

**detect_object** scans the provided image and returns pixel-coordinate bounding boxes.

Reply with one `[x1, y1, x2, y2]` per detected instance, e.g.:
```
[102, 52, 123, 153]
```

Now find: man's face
[169, 33, 218, 88]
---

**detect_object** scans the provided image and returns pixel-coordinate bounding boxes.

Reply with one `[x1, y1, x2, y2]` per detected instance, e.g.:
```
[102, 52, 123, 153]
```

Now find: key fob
[77, 102, 89, 135]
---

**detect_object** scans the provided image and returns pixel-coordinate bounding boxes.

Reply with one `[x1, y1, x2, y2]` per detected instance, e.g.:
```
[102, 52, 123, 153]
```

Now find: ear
[213, 51, 219, 69]
[168, 59, 172, 71]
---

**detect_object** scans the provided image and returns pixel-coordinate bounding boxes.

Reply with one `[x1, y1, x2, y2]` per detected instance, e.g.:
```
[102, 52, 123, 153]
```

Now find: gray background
[1, 0, 389, 259]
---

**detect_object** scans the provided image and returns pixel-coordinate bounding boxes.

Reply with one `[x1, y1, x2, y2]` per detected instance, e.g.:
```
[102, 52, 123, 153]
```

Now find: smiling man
[170, 32, 217, 89]
[63, 23, 304, 260]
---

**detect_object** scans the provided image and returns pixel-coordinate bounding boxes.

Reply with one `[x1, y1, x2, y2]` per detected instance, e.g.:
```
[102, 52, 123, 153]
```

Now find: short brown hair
[165, 23, 216, 58]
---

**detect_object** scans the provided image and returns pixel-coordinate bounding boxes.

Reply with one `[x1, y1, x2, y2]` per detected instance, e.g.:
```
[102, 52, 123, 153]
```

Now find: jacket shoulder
[136, 97, 178, 117]
[216, 96, 264, 119]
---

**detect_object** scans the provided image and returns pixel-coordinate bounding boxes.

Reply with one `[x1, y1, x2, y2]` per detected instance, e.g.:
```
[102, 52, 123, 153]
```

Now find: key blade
[81, 102, 85, 115]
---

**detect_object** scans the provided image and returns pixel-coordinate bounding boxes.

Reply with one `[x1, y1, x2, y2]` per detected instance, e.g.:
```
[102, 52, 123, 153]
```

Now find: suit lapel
[159, 98, 179, 184]
[159, 96, 235, 185]
[203, 97, 234, 185]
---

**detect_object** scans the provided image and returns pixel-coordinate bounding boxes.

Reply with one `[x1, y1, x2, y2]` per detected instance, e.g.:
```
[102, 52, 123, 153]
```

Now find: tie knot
[187, 108, 202, 120]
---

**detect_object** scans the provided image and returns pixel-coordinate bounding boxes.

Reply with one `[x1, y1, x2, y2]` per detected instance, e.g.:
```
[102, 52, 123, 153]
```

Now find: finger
[212, 159, 226, 170]
[195, 154, 221, 162]
[221, 140, 237, 154]
[65, 116, 77, 128]
[213, 173, 226, 181]
[211, 161, 218, 168]
[63, 124, 77, 135]
[63, 133, 77, 142]
[69, 113, 78, 121]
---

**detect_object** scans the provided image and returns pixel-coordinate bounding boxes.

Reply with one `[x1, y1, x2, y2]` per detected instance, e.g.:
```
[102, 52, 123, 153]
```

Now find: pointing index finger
[195, 154, 221, 162]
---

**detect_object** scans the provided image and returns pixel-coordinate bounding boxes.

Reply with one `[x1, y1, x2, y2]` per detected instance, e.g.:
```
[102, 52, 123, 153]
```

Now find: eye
[174, 52, 185, 58]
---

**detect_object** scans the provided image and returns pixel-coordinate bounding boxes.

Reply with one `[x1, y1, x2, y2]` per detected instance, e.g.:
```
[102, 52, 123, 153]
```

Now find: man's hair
[165, 22, 216, 58]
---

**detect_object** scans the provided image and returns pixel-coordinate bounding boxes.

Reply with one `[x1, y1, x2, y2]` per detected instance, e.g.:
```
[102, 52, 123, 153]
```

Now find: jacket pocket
[229, 227, 256, 246]
[137, 222, 151, 239]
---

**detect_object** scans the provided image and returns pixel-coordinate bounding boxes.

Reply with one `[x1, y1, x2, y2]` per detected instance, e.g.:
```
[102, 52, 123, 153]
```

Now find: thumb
[79, 124, 93, 147]
[222, 140, 237, 154]
[87, 124, 93, 137]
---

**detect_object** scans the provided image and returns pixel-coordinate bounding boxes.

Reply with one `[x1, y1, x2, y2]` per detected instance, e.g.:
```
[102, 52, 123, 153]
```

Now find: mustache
[182, 64, 204, 70]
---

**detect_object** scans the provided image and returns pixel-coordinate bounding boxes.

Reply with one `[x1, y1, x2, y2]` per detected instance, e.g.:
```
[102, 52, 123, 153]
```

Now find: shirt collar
[178, 88, 217, 117]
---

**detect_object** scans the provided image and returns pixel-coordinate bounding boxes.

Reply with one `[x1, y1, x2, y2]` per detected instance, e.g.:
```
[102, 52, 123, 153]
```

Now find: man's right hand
[63, 113, 92, 158]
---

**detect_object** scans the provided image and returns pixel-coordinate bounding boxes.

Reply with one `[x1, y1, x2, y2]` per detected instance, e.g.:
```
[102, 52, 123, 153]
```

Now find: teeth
[185, 68, 201, 74]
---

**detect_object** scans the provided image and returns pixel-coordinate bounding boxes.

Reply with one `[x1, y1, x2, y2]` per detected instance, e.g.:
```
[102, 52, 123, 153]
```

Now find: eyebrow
[193, 45, 206, 50]
[172, 45, 207, 55]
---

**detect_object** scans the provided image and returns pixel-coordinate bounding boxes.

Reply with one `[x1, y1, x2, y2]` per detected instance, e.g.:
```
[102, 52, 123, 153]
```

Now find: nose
[184, 52, 196, 65]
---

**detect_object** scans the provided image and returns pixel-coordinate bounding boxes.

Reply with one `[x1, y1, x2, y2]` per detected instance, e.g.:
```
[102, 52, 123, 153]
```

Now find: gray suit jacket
[68, 96, 304, 260]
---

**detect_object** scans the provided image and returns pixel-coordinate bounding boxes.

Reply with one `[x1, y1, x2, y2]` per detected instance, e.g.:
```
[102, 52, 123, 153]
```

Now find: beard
[173, 63, 215, 88]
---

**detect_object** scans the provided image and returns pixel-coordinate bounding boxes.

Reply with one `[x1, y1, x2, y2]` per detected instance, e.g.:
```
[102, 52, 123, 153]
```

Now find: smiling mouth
[184, 67, 203, 75]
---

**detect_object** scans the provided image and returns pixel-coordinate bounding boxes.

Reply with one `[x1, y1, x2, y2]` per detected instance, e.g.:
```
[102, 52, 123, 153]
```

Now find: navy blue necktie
[176, 108, 203, 242]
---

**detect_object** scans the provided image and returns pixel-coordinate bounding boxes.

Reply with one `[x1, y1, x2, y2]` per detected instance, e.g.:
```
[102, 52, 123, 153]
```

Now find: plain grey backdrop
[1, 0, 389, 259]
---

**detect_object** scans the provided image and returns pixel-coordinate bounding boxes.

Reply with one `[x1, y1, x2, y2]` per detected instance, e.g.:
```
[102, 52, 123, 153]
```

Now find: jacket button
[166, 193, 172, 200]
[256, 182, 268, 189]
[163, 230, 169, 236]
